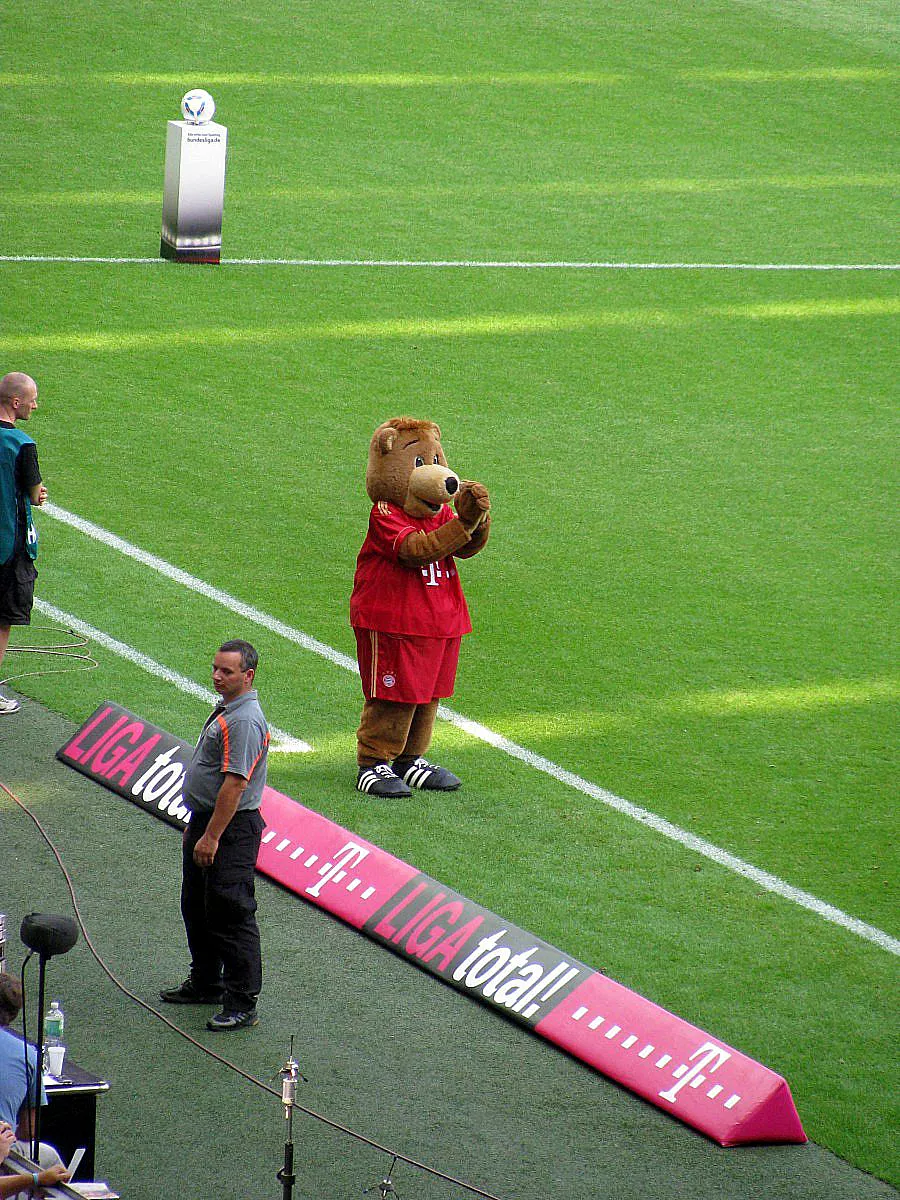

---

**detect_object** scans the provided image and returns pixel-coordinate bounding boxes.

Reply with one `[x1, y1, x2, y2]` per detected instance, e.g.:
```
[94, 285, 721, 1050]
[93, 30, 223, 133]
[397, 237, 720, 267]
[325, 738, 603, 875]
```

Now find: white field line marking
[437, 706, 900, 958]
[0, 255, 898, 271]
[42, 503, 899, 956]
[33, 596, 312, 754]
[43, 503, 357, 672]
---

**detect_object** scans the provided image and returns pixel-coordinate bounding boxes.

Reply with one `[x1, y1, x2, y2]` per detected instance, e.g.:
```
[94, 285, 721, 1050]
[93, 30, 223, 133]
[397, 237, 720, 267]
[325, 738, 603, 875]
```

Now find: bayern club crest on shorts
[382, 673, 396, 688]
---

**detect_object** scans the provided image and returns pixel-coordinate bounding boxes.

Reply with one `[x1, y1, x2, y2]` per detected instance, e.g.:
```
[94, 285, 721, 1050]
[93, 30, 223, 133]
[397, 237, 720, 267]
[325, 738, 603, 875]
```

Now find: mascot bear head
[365, 416, 461, 520]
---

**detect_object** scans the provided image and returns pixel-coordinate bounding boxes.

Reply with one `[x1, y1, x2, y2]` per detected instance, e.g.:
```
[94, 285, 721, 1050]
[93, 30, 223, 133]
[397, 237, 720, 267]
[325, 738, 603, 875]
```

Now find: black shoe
[356, 763, 413, 797]
[393, 756, 461, 791]
[160, 978, 224, 1005]
[207, 1009, 259, 1031]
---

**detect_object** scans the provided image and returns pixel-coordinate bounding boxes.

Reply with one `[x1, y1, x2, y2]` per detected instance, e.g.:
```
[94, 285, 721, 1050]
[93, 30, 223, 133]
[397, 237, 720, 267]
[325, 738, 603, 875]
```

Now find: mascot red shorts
[354, 628, 461, 704]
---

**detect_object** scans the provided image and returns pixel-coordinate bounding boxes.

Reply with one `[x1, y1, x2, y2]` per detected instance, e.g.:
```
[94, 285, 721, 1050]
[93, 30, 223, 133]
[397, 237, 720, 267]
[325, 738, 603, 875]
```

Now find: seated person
[0, 1121, 70, 1196]
[0, 976, 65, 1177]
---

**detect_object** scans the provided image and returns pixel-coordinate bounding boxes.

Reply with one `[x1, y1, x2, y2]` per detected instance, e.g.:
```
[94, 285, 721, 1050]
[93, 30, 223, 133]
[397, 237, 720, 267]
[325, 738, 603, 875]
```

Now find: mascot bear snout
[407, 464, 460, 515]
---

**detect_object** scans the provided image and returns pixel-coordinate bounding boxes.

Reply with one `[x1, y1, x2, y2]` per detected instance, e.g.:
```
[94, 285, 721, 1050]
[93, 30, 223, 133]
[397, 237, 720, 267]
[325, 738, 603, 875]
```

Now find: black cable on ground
[1, 778, 504, 1200]
[1, 624, 99, 687]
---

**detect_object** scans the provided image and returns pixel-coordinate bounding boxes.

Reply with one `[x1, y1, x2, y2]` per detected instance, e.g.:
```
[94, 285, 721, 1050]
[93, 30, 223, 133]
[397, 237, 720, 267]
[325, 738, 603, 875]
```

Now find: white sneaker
[0, 693, 20, 714]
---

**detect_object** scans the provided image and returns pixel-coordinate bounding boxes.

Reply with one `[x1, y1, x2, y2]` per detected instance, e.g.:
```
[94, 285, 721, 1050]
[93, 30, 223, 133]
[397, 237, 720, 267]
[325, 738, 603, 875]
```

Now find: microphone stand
[276, 1037, 304, 1200]
[362, 1155, 400, 1199]
[31, 951, 50, 1165]
[17, 914, 79, 1168]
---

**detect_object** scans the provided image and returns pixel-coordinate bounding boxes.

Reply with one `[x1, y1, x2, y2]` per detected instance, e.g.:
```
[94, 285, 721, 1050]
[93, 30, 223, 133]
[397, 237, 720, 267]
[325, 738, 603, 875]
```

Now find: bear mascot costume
[350, 417, 491, 797]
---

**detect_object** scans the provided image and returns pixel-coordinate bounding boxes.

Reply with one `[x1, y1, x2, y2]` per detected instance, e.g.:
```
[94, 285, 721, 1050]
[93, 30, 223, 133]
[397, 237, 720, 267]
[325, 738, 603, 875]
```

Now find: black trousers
[181, 808, 264, 1012]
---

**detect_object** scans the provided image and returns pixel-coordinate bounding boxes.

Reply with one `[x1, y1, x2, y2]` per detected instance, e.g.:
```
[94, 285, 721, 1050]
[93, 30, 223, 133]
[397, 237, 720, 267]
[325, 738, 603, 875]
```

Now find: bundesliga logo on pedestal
[181, 88, 215, 124]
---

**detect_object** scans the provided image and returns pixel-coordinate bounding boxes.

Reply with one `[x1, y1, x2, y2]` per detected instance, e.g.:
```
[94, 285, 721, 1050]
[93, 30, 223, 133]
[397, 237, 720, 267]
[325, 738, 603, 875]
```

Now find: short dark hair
[0, 973, 23, 1026]
[219, 639, 258, 673]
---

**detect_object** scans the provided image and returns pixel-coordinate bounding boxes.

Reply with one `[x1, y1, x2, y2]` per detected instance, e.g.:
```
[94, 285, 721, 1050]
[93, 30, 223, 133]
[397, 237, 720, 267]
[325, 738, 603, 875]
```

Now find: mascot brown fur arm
[398, 484, 490, 564]
[397, 513, 473, 567]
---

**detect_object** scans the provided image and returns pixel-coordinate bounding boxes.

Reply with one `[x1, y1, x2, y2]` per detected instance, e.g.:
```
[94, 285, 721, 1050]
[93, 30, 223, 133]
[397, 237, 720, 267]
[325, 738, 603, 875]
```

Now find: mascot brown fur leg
[357, 699, 416, 768]
[399, 700, 440, 759]
[393, 699, 461, 791]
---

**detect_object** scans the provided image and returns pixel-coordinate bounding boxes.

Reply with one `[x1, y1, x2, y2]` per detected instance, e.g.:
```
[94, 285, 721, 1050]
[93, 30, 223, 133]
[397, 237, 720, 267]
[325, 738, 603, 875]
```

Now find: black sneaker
[356, 763, 412, 797]
[393, 756, 461, 791]
[160, 978, 224, 1005]
[207, 1009, 259, 1031]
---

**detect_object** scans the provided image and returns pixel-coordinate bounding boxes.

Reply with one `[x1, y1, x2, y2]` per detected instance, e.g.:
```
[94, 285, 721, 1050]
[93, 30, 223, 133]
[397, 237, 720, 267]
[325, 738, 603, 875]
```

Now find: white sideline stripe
[43, 502, 357, 672]
[32, 597, 313, 754]
[42, 503, 900, 957]
[438, 705, 900, 956]
[1, 255, 898, 271]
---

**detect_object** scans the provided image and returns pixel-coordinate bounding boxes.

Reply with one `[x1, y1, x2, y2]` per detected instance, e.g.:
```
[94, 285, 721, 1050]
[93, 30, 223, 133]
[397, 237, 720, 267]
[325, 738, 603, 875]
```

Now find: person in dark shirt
[0, 373, 47, 714]
[160, 640, 269, 1031]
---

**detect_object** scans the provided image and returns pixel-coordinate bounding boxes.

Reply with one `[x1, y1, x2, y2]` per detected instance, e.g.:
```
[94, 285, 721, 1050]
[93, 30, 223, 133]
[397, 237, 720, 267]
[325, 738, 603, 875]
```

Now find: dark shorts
[354, 627, 461, 704]
[0, 555, 37, 625]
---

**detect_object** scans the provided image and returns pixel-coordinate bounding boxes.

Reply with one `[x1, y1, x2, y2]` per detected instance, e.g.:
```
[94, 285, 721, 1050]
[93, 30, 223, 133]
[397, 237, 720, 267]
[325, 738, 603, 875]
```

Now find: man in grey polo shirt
[161, 639, 269, 1031]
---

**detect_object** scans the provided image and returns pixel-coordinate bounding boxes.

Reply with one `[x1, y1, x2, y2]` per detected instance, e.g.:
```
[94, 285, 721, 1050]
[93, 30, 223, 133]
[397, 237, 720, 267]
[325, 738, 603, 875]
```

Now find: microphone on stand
[362, 1155, 400, 1198]
[274, 1037, 307, 1200]
[280, 1050, 299, 1118]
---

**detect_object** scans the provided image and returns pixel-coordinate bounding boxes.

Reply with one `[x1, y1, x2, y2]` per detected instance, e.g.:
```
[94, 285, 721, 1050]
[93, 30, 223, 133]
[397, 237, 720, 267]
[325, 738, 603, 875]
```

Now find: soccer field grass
[2, 0, 898, 1193]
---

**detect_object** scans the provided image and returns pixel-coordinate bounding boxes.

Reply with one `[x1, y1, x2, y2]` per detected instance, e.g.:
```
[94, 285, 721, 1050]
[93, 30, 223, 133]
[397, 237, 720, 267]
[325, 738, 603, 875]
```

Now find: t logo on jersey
[421, 562, 444, 587]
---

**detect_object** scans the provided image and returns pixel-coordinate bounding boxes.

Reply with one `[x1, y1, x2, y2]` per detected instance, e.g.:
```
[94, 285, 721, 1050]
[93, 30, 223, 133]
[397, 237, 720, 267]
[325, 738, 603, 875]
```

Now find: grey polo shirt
[183, 689, 270, 813]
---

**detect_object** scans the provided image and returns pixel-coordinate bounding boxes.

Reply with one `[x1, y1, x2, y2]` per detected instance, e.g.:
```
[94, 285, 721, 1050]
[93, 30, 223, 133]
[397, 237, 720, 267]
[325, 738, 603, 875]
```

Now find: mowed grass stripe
[2, 297, 898, 354]
[497, 678, 900, 732]
[1, 68, 895, 86]
[3, 176, 899, 207]
[40, 502, 900, 958]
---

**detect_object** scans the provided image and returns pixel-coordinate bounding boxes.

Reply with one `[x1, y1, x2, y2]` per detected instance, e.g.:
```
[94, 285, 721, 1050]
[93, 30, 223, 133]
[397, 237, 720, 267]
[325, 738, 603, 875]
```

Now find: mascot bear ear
[375, 426, 398, 455]
[371, 418, 442, 457]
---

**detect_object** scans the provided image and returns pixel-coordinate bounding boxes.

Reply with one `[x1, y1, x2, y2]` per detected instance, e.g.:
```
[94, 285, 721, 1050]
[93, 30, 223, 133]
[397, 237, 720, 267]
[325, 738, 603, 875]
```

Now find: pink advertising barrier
[256, 786, 805, 1147]
[536, 973, 806, 1145]
[58, 702, 806, 1147]
[256, 785, 419, 929]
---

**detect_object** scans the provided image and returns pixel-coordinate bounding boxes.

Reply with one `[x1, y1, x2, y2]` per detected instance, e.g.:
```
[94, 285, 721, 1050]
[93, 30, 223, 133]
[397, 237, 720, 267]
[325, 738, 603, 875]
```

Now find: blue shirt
[0, 1027, 46, 1129]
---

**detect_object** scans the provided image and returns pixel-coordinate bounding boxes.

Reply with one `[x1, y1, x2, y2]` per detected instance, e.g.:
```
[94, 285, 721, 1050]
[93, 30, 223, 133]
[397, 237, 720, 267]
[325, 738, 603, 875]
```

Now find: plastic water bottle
[44, 1000, 65, 1047]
